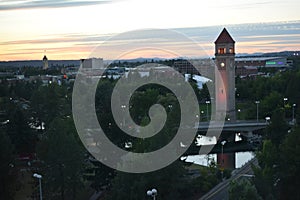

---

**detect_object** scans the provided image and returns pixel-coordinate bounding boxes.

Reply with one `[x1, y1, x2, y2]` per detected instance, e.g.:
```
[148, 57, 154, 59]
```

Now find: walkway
[199, 158, 258, 200]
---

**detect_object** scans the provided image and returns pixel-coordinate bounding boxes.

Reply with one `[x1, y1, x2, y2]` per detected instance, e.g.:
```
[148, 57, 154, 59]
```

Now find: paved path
[199, 158, 258, 200]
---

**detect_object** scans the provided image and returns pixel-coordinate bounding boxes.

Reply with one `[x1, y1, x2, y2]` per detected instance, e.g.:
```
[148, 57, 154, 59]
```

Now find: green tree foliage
[254, 108, 288, 199]
[190, 164, 220, 195]
[102, 78, 206, 200]
[265, 109, 289, 147]
[7, 107, 37, 153]
[254, 140, 278, 199]
[236, 69, 300, 120]
[37, 117, 86, 200]
[278, 127, 300, 200]
[31, 83, 70, 128]
[87, 161, 115, 192]
[229, 179, 262, 200]
[22, 67, 61, 77]
[255, 128, 300, 200]
[285, 70, 300, 104]
[199, 82, 211, 102]
[108, 161, 188, 200]
[260, 92, 283, 118]
[0, 129, 16, 200]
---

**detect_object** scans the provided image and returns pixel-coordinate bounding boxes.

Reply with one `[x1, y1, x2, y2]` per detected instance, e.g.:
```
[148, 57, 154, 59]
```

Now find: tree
[105, 84, 192, 200]
[278, 127, 300, 200]
[229, 179, 262, 200]
[0, 128, 16, 200]
[108, 161, 188, 200]
[261, 92, 283, 118]
[37, 117, 86, 200]
[254, 108, 289, 199]
[265, 108, 289, 147]
[253, 140, 278, 199]
[30, 83, 70, 130]
[7, 107, 36, 153]
[87, 161, 115, 192]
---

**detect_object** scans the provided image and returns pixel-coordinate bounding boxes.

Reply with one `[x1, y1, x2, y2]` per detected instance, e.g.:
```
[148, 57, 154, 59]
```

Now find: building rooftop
[235, 57, 282, 62]
[215, 28, 235, 44]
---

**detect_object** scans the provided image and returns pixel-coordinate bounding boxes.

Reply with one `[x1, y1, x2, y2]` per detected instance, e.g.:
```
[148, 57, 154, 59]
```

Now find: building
[214, 28, 236, 121]
[173, 59, 214, 78]
[80, 58, 104, 69]
[235, 56, 290, 77]
[42, 55, 48, 70]
[174, 60, 200, 75]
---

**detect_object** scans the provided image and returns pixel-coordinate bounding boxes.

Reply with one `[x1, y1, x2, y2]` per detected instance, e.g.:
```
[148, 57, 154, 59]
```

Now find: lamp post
[33, 173, 43, 200]
[255, 101, 260, 122]
[283, 98, 288, 107]
[168, 104, 173, 112]
[265, 116, 271, 124]
[283, 98, 288, 118]
[293, 104, 296, 124]
[221, 140, 227, 180]
[147, 188, 158, 200]
[205, 101, 210, 121]
[121, 105, 126, 126]
[200, 110, 204, 121]
[237, 109, 241, 120]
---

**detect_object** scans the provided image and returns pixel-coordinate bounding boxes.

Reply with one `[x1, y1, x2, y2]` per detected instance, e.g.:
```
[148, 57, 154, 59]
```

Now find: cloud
[0, 0, 112, 11]
[224, 1, 273, 9]
[1, 21, 300, 60]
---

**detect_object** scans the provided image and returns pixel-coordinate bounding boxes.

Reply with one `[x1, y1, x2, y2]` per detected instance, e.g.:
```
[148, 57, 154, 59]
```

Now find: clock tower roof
[215, 28, 235, 44]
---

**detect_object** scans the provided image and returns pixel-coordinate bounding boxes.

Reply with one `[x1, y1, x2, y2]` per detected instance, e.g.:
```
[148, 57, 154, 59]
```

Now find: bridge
[197, 120, 268, 132]
[187, 120, 267, 169]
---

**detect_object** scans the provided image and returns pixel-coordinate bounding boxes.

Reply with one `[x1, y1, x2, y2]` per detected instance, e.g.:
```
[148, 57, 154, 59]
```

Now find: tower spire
[214, 28, 236, 121]
[42, 50, 48, 70]
[215, 28, 235, 44]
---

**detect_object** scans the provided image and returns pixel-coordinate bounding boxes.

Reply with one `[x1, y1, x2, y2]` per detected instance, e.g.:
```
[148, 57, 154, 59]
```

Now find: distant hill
[1, 51, 299, 68]
[0, 60, 80, 68]
[236, 51, 300, 58]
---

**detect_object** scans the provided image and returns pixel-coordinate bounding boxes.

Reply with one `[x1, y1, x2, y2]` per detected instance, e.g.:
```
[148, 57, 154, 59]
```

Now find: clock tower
[215, 28, 236, 121]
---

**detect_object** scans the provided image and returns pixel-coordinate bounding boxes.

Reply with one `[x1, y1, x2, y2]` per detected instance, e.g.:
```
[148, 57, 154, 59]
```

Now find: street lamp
[237, 109, 241, 120]
[121, 105, 126, 126]
[33, 173, 43, 200]
[293, 104, 296, 124]
[205, 101, 210, 121]
[255, 101, 260, 122]
[283, 98, 288, 107]
[200, 110, 204, 121]
[168, 104, 173, 110]
[283, 98, 288, 118]
[221, 140, 227, 180]
[195, 114, 199, 127]
[265, 116, 271, 124]
[147, 188, 158, 200]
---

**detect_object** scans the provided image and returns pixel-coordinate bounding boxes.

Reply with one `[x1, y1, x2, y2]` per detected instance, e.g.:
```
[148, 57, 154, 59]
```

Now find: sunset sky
[0, 0, 299, 61]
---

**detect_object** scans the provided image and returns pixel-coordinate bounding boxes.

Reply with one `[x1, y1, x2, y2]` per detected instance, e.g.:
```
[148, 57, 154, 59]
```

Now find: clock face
[220, 62, 225, 67]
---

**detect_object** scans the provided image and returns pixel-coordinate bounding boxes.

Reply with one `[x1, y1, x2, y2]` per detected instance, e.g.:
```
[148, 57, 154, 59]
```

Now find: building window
[229, 48, 234, 53]
[218, 48, 225, 54]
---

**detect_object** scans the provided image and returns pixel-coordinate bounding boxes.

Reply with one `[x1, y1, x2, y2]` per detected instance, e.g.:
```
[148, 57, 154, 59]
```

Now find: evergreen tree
[37, 117, 86, 200]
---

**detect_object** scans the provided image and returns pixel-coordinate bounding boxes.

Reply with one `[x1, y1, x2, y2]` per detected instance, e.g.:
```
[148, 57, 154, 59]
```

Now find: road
[199, 158, 258, 200]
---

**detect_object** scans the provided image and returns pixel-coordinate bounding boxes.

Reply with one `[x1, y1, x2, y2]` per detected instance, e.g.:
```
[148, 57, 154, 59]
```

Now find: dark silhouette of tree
[37, 117, 85, 200]
[229, 179, 262, 200]
[278, 127, 300, 200]
[0, 128, 16, 200]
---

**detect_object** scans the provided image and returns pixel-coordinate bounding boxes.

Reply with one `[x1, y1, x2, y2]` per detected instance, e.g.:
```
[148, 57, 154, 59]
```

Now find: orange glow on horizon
[0, 34, 299, 61]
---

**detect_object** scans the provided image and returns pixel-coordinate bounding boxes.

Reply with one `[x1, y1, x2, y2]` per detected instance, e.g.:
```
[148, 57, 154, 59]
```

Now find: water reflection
[184, 151, 254, 168]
